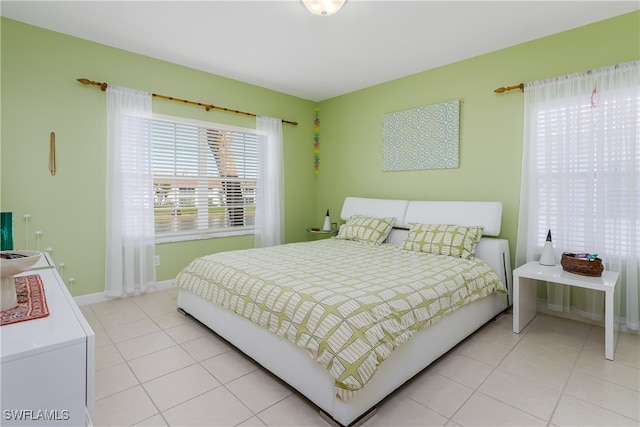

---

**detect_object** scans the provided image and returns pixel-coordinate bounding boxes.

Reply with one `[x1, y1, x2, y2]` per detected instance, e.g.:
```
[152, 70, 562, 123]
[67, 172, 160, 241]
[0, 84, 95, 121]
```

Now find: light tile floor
[81, 288, 640, 427]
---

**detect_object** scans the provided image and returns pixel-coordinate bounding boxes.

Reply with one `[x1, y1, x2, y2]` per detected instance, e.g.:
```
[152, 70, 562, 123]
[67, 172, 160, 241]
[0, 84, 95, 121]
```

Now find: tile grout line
[88, 296, 638, 427]
[129, 299, 197, 425]
[445, 315, 573, 426]
[90, 293, 183, 426]
[544, 323, 593, 427]
[92, 299, 169, 426]
[129, 293, 262, 426]
[438, 316, 529, 425]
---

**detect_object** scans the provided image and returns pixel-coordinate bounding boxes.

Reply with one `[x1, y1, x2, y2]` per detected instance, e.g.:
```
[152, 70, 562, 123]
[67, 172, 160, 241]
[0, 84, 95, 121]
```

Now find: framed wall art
[382, 99, 460, 171]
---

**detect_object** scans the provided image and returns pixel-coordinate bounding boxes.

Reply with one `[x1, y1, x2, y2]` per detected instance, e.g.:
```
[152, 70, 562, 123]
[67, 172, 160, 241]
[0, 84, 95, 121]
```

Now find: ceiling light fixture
[302, 0, 346, 17]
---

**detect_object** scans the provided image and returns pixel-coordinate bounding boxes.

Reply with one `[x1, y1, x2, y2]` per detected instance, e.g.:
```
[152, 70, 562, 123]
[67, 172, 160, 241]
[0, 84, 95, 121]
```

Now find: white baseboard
[74, 279, 175, 306]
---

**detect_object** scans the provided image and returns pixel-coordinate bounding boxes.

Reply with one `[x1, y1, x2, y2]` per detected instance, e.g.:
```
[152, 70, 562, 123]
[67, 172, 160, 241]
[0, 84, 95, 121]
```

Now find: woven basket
[561, 253, 603, 277]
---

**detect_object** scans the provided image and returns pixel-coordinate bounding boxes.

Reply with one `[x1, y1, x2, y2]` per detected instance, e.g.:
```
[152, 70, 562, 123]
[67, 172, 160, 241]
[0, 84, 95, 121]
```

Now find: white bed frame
[177, 197, 512, 426]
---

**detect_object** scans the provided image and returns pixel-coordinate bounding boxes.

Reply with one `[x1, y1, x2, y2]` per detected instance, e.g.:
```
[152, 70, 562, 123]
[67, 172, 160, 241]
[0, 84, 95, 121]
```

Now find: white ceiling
[2, 1, 638, 101]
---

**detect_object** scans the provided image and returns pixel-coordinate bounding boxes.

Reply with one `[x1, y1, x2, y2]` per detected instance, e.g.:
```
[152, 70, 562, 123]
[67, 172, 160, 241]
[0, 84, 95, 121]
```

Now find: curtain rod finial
[493, 83, 524, 94]
[77, 78, 107, 91]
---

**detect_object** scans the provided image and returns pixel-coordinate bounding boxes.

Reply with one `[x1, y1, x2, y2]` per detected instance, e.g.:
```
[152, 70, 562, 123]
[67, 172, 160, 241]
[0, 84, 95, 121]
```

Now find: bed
[176, 197, 512, 426]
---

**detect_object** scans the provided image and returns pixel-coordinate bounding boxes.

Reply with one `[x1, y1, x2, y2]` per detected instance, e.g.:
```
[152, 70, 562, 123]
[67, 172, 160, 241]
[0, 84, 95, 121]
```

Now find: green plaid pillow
[336, 215, 396, 245]
[401, 223, 484, 259]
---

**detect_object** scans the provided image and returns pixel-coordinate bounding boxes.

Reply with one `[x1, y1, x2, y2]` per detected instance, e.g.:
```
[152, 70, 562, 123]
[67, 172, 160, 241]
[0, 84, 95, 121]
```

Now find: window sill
[155, 229, 254, 244]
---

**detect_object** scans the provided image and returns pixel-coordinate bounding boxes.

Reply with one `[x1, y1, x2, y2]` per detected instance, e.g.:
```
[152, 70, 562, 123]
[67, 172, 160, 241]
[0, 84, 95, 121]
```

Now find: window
[152, 114, 259, 242]
[517, 61, 639, 331]
[530, 90, 639, 258]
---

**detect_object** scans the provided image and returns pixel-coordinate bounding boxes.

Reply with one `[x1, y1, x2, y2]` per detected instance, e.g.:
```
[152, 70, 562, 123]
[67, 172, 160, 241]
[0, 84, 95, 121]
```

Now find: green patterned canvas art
[383, 100, 460, 171]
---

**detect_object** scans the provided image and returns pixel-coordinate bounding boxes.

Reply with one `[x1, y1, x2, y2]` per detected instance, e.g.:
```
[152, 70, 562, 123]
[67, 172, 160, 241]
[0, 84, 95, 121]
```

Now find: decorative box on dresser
[0, 254, 95, 426]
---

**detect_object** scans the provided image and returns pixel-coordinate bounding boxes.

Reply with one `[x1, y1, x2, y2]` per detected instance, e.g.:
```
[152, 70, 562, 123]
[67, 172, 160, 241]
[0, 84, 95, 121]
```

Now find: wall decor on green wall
[314, 108, 320, 174]
[382, 99, 460, 171]
[1, 212, 14, 250]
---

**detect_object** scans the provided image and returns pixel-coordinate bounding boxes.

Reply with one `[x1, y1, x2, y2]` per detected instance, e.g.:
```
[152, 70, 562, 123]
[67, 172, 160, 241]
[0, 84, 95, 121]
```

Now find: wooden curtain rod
[76, 78, 298, 126]
[494, 83, 524, 93]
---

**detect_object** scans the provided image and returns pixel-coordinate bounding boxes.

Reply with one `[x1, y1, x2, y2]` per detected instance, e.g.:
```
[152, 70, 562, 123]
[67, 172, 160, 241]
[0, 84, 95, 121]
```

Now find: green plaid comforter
[176, 238, 506, 400]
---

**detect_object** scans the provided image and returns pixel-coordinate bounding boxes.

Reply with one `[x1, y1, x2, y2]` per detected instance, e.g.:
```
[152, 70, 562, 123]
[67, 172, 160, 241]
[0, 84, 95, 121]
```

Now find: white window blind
[152, 114, 259, 241]
[531, 89, 639, 258]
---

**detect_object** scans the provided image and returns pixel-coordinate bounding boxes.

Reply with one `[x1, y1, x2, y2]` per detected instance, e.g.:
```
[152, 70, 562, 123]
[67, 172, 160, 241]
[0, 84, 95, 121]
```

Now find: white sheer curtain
[255, 115, 284, 248]
[105, 85, 157, 296]
[516, 61, 639, 331]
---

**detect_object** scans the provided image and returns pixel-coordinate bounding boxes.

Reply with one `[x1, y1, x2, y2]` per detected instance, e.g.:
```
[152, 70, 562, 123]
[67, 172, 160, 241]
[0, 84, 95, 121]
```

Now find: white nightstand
[306, 227, 338, 236]
[513, 261, 619, 360]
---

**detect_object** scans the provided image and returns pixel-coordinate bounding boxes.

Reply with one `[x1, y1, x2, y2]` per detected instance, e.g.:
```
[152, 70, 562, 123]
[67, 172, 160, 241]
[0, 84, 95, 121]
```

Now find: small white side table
[513, 261, 619, 360]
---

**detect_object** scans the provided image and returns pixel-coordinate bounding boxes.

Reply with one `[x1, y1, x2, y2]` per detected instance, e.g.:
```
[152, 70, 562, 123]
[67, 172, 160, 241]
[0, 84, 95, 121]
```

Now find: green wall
[315, 11, 640, 268]
[0, 18, 316, 296]
[2, 12, 638, 297]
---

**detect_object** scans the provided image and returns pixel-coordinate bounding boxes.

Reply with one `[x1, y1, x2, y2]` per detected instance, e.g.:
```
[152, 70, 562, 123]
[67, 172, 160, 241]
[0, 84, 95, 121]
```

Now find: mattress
[176, 238, 506, 400]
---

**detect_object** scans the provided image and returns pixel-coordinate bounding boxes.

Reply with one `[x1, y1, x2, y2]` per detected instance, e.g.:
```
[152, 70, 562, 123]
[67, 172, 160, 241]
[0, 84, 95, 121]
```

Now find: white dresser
[0, 255, 95, 426]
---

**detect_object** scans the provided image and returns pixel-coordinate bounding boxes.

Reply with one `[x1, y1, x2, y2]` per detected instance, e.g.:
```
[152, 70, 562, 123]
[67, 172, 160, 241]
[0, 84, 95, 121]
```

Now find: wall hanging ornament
[313, 108, 320, 174]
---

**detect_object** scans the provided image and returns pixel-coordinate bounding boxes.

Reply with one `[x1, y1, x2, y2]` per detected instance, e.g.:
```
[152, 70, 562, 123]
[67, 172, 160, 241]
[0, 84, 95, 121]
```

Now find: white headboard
[340, 197, 511, 298]
[404, 201, 502, 236]
[340, 197, 411, 229]
[340, 197, 502, 236]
